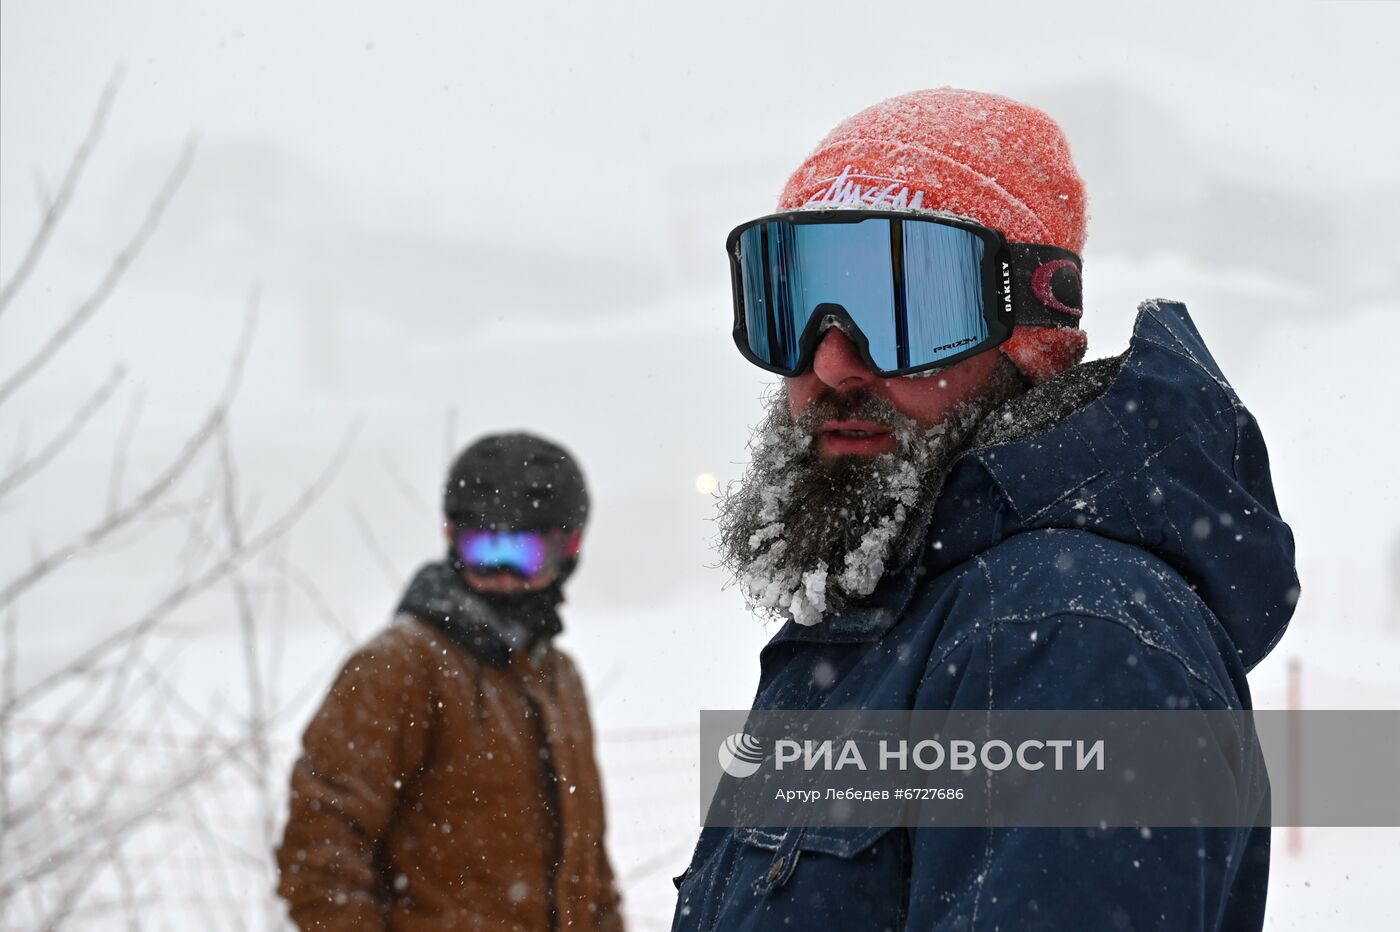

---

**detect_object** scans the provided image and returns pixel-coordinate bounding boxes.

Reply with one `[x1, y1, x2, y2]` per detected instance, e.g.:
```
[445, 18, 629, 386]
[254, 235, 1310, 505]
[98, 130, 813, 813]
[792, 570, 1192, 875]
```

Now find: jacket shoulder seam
[929, 604, 1235, 708]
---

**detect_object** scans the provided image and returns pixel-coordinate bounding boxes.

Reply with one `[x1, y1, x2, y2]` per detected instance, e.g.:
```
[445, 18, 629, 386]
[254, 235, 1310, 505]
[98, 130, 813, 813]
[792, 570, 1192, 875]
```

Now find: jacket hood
[923, 300, 1298, 670]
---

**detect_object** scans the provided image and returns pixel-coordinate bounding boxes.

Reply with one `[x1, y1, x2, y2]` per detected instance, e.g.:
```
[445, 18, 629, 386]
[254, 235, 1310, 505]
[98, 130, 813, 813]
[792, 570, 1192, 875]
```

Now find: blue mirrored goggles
[455, 529, 582, 578]
[727, 210, 1082, 378]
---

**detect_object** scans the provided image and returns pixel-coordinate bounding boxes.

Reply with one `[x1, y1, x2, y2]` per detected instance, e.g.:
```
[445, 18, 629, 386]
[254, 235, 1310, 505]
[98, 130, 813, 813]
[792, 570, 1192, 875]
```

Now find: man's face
[462, 566, 560, 594]
[785, 327, 1007, 461]
[717, 326, 1022, 626]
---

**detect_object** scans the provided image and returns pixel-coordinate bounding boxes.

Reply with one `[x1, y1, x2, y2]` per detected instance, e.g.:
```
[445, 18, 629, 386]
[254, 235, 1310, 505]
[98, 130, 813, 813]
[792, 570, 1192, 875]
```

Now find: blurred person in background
[277, 432, 623, 932]
[672, 89, 1296, 931]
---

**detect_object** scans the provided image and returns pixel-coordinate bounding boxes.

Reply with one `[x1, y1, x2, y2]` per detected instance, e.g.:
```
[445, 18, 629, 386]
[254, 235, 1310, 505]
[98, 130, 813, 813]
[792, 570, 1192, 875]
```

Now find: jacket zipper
[520, 682, 562, 932]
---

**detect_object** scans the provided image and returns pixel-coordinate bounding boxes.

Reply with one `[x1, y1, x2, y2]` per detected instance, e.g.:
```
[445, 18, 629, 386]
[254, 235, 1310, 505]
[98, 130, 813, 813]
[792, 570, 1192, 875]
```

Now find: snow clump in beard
[716, 384, 994, 627]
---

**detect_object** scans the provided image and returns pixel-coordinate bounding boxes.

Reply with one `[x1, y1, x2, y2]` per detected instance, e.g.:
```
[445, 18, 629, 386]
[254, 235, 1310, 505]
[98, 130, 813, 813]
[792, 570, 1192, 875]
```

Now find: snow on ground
[1265, 829, 1400, 930]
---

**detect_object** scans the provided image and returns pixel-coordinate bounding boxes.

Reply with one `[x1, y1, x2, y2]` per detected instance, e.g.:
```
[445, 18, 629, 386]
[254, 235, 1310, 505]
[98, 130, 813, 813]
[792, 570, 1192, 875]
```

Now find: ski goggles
[727, 209, 1083, 377]
[454, 528, 582, 578]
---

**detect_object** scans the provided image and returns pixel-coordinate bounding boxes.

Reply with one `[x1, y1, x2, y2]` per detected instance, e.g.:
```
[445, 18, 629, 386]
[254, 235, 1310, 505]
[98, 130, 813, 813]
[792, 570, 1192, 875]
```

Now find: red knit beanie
[778, 88, 1088, 385]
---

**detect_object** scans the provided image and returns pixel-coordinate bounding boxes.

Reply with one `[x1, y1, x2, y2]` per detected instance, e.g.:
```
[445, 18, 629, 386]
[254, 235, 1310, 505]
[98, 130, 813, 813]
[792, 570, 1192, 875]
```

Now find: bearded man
[672, 89, 1297, 932]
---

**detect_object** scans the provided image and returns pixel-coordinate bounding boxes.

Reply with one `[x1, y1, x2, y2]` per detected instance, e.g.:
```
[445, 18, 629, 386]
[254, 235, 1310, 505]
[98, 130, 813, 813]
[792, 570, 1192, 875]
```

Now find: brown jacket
[276, 615, 623, 931]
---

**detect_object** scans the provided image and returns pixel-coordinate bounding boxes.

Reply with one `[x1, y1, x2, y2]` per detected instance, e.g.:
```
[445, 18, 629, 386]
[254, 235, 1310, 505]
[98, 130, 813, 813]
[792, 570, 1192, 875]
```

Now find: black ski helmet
[443, 432, 589, 532]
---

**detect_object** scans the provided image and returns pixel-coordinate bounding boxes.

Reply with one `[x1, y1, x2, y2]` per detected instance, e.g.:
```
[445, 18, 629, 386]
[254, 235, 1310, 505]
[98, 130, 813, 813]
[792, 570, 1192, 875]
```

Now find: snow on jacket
[277, 565, 623, 932]
[672, 301, 1297, 932]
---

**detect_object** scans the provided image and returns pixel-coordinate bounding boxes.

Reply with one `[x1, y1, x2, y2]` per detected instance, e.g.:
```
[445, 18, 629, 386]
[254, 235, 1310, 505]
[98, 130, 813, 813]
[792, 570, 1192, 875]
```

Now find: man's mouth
[819, 420, 895, 456]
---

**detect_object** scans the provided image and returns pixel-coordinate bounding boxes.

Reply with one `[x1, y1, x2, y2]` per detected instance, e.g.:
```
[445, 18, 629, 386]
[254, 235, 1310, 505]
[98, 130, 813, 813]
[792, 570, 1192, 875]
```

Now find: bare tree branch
[383, 455, 432, 515]
[0, 608, 17, 862]
[111, 846, 141, 932]
[182, 790, 253, 932]
[0, 68, 123, 317]
[4, 742, 226, 905]
[442, 404, 459, 467]
[0, 134, 196, 411]
[266, 544, 292, 721]
[125, 657, 247, 764]
[108, 383, 145, 512]
[217, 425, 277, 852]
[5, 421, 359, 714]
[0, 365, 125, 504]
[2, 666, 268, 914]
[33, 835, 120, 931]
[349, 502, 400, 588]
[6, 638, 160, 826]
[171, 470, 225, 582]
[3, 424, 29, 483]
[0, 609, 15, 709]
[31, 168, 52, 215]
[0, 298, 255, 610]
[217, 423, 245, 552]
[1, 74, 361, 930]
[285, 564, 357, 645]
[4, 633, 155, 832]
[7, 651, 135, 784]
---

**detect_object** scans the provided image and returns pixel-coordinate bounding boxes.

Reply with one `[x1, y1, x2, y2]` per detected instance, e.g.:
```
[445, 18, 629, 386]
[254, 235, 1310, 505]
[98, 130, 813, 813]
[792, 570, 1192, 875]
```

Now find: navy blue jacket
[673, 302, 1297, 932]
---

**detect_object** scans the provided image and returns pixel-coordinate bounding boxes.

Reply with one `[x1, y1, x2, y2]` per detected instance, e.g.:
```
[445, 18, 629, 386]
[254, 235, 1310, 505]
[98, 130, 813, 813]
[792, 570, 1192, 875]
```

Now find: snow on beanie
[778, 88, 1088, 385]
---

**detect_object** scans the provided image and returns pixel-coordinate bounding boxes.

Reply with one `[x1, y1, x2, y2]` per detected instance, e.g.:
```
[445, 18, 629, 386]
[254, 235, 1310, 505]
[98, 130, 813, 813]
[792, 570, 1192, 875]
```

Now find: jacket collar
[757, 301, 1298, 670]
[759, 312, 1133, 649]
[397, 561, 563, 667]
[762, 559, 922, 646]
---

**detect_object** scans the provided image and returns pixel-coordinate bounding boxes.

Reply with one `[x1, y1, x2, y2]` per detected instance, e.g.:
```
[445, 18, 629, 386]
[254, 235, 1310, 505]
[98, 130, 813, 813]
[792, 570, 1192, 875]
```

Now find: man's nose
[812, 327, 877, 390]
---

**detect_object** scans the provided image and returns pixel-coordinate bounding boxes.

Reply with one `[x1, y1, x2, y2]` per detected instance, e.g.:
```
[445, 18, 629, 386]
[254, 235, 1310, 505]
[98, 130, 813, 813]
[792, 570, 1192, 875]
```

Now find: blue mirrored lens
[901, 221, 988, 364]
[738, 219, 896, 371]
[456, 530, 547, 575]
[736, 217, 988, 373]
[737, 222, 804, 372]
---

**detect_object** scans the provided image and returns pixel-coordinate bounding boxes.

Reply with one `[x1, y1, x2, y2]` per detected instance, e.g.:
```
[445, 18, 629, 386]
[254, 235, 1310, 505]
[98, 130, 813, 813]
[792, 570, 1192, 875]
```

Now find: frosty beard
[717, 367, 1023, 626]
